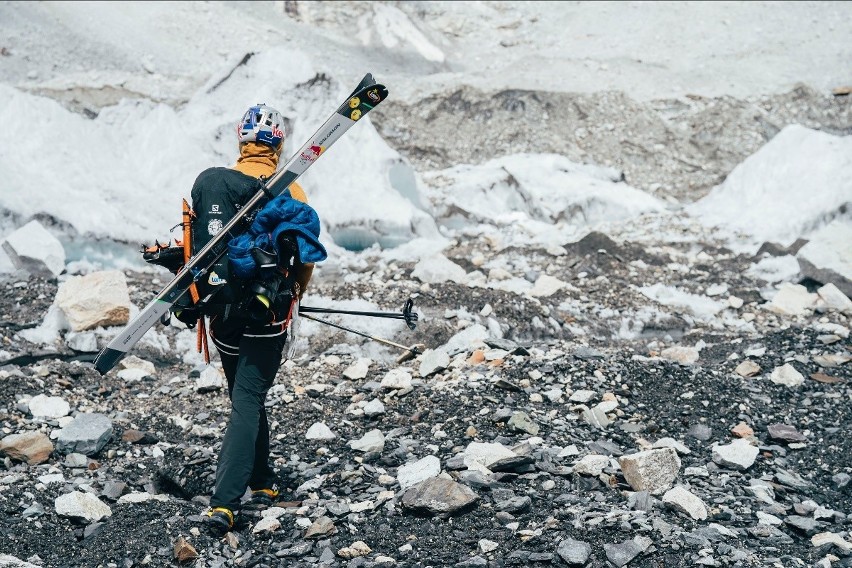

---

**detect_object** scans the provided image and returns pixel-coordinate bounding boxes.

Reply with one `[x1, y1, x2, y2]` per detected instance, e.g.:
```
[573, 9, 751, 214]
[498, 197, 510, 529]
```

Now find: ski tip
[93, 347, 125, 375]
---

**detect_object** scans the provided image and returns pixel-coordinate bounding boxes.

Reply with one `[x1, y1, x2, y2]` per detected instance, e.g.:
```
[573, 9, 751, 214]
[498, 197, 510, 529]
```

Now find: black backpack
[189, 167, 259, 308]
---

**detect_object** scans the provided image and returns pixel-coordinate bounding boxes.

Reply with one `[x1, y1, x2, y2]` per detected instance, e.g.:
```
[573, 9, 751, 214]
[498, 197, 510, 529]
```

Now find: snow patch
[690, 125, 852, 246]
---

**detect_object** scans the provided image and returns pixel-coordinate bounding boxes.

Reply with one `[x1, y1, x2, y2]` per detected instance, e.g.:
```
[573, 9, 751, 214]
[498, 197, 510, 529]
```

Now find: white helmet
[237, 103, 284, 147]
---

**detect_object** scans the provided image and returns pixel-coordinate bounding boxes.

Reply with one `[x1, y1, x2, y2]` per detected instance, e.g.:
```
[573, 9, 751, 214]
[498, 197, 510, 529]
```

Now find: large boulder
[1, 220, 65, 277]
[55, 270, 131, 331]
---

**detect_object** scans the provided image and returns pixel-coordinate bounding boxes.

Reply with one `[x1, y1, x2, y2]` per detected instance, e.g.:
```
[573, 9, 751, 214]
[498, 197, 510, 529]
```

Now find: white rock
[660, 346, 700, 365]
[305, 422, 336, 441]
[617, 448, 681, 495]
[0, 554, 41, 568]
[769, 363, 804, 387]
[419, 349, 450, 377]
[363, 399, 385, 417]
[662, 486, 708, 520]
[261, 507, 287, 519]
[343, 358, 371, 380]
[349, 429, 385, 453]
[479, 539, 499, 553]
[766, 283, 817, 316]
[349, 500, 374, 513]
[117, 368, 149, 384]
[728, 295, 744, 309]
[55, 270, 131, 331]
[1, 220, 65, 277]
[735, 360, 761, 377]
[816, 283, 852, 314]
[252, 516, 281, 533]
[756, 511, 783, 525]
[119, 355, 156, 376]
[572, 454, 610, 476]
[712, 438, 759, 470]
[528, 274, 567, 297]
[411, 254, 466, 284]
[117, 492, 168, 504]
[55, 491, 112, 523]
[705, 283, 728, 297]
[28, 394, 70, 419]
[463, 442, 516, 473]
[397, 455, 441, 490]
[194, 366, 225, 392]
[381, 368, 412, 390]
[439, 324, 489, 356]
[65, 331, 98, 352]
[811, 532, 852, 552]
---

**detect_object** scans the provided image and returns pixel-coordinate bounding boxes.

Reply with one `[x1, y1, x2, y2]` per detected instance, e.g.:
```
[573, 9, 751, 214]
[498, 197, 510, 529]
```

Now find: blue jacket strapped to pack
[228, 190, 328, 279]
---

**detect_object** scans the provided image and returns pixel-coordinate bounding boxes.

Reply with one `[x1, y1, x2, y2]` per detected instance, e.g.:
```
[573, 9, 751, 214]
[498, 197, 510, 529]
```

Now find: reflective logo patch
[208, 271, 226, 286]
[207, 219, 224, 236]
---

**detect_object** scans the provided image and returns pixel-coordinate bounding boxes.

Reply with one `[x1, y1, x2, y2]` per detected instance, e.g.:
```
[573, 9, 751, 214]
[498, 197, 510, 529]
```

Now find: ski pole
[299, 298, 418, 330]
[300, 314, 422, 356]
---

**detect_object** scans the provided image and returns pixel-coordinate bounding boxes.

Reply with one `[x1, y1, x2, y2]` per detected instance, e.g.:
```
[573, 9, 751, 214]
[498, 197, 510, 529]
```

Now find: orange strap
[197, 316, 210, 364]
[182, 199, 200, 305]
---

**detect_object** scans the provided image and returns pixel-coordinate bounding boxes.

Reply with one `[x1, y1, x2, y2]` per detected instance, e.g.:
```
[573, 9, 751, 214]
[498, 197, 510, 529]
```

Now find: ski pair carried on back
[94, 74, 389, 375]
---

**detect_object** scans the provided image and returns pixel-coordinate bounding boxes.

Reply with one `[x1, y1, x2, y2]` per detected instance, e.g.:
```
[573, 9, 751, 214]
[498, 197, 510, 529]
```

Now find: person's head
[237, 104, 284, 154]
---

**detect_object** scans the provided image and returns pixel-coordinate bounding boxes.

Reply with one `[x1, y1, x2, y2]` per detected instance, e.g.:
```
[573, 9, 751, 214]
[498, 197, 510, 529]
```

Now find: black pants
[208, 315, 287, 511]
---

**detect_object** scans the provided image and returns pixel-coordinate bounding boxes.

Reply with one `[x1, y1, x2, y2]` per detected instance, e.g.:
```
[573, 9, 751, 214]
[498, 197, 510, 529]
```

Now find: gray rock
[56, 413, 113, 456]
[767, 423, 806, 443]
[63, 453, 88, 468]
[556, 538, 591, 565]
[305, 516, 336, 539]
[401, 477, 478, 516]
[785, 515, 822, 536]
[712, 439, 759, 470]
[55, 491, 112, 523]
[688, 424, 713, 441]
[507, 411, 539, 435]
[618, 448, 681, 495]
[100, 481, 126, 501]
[397, 455, 441, 490]
[363, 399, 386, 417]
[604, 538, 643, 567]
[326, 501, 350, 517]
[495, 495, 531, 514]
[419, 349, 450, 377]
[582, 406, 610, 429]
[775, 468, 810, 489]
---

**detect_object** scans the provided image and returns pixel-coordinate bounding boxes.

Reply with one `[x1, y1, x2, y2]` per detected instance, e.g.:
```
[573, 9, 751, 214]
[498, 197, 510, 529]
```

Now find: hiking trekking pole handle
[298, 299, 419, 329]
